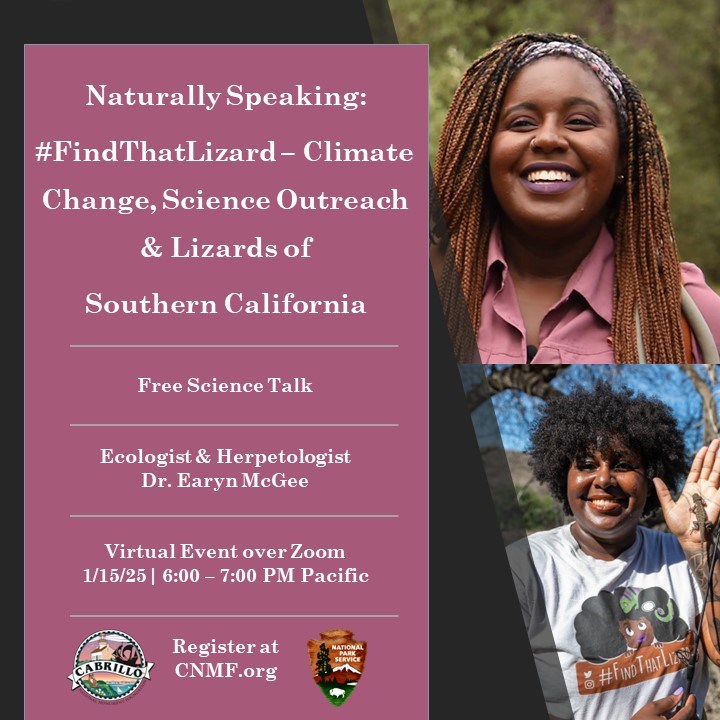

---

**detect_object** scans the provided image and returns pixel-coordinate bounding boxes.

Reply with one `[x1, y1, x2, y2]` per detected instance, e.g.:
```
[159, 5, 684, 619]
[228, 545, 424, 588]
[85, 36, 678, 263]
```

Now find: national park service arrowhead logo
[308, 628, 366, 706]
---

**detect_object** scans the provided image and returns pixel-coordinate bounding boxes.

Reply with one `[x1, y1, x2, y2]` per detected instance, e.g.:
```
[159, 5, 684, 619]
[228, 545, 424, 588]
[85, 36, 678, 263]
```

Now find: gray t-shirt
[507, 523, 707, 719]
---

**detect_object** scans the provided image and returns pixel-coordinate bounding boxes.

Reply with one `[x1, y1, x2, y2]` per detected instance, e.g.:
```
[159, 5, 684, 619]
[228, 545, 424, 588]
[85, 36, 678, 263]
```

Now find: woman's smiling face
[567, 438, 648, 557]
[489, 56, 623, 240]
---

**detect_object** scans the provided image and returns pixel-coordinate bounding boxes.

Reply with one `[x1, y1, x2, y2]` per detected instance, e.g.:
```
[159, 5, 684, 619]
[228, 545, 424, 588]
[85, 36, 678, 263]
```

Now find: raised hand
[653, 438, 720, 546]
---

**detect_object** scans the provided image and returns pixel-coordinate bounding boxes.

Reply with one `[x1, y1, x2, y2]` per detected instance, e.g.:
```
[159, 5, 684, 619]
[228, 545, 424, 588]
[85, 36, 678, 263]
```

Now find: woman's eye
[508, 118, 536, 130]
[625, 627, 634, 637]
[637, 622, 647, 630]
[567, 115, 596, 126]
[578, 460, 597, 471]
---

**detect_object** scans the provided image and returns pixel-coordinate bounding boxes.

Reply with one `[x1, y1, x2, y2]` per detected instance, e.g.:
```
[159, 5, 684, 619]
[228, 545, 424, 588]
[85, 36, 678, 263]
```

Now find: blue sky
[460, 364, 719, 457]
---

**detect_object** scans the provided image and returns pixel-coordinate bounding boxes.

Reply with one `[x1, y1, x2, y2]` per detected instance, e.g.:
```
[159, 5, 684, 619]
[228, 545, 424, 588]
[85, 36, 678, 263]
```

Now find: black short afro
[527, 380, 689, 517]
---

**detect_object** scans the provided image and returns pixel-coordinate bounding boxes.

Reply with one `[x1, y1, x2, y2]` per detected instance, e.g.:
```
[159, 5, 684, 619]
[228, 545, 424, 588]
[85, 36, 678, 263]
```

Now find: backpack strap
[680, 308, 693, 363]
[681, 286, 720, 363]
[634, 306, 647, 363]
[634, 289, 720, 363]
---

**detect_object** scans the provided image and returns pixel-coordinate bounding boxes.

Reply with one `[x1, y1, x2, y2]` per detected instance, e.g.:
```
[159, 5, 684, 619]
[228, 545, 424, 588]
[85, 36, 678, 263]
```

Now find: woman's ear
[615, 159, 627, 185]
[615, 149, 628, 185]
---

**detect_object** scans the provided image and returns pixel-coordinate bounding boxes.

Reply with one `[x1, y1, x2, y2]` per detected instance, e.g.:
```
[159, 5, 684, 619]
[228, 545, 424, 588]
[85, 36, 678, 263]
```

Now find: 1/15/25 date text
[82, 566, 370, 584]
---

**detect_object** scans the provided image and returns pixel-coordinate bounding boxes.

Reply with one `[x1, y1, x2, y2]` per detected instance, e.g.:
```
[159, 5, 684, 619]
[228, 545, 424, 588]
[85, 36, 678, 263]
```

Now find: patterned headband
[515, 41, 628, 127]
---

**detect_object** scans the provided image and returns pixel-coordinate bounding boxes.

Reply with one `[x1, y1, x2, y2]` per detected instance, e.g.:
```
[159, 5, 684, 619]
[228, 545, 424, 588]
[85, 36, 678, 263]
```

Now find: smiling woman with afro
[527, 380, 689, 518]
[506, 378, 720, 719]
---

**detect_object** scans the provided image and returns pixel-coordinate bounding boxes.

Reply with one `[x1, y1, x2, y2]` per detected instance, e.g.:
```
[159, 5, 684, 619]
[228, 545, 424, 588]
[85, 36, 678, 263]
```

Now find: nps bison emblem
[307, 628, 367, 706]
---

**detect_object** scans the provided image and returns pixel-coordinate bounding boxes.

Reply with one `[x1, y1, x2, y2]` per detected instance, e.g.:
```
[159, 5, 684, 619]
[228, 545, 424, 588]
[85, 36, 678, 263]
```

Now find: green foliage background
[388, 0, 720, 288]
[516, 484, 564, 531]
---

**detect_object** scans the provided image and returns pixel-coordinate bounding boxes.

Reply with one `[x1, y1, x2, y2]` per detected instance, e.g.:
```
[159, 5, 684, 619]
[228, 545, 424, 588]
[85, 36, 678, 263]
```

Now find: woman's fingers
[699, 438, 720, 487]
[687, 444, 710, 486]
[629, 688, 696, 719]
[652, 477, 675, 515]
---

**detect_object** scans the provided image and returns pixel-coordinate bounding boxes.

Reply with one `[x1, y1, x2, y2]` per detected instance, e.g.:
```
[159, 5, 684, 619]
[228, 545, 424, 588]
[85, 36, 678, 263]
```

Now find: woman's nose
[593, 462, 613, 485]
[531, 122, 569, 152]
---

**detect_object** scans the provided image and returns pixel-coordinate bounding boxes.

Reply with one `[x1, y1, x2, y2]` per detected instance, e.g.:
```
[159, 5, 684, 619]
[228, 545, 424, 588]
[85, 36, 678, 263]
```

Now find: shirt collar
[486, 223, 615, 324]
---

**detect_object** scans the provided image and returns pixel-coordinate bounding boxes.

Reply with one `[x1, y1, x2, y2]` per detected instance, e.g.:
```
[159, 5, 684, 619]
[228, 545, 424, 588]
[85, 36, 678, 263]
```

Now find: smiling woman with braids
[506, 381, 720, 719]
[431, 32, 720, 363]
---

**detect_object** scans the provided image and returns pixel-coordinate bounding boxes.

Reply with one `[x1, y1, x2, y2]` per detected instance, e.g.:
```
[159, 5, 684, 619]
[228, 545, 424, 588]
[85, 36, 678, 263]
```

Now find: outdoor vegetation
[388, 0, 719, 287]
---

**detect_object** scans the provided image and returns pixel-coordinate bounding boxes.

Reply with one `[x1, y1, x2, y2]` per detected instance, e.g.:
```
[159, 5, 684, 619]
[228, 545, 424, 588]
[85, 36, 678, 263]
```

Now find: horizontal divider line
[70, 344, 400, 348]
[71, 514, 399, 518]
[71, 614, 399, 618]
[70, 423, 399, 427]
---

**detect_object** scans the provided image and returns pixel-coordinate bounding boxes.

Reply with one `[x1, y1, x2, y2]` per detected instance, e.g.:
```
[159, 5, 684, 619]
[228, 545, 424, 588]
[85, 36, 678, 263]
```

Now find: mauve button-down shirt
[476, 224, 720, 364]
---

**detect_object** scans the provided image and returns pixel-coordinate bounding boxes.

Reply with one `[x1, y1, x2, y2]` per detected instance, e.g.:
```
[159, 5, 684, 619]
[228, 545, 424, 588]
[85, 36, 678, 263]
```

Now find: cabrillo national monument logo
[308, 628, 367, 706]
[68, 630, 154, 702]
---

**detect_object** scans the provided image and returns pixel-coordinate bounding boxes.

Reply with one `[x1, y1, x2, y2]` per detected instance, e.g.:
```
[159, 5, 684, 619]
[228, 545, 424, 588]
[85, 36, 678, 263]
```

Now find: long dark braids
[431, 32, 685, 363]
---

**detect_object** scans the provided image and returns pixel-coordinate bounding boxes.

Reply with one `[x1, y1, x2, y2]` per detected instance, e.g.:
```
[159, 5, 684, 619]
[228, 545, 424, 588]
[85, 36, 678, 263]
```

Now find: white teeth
[589, 499, 617, 509]
[527, 169, 572, 182]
